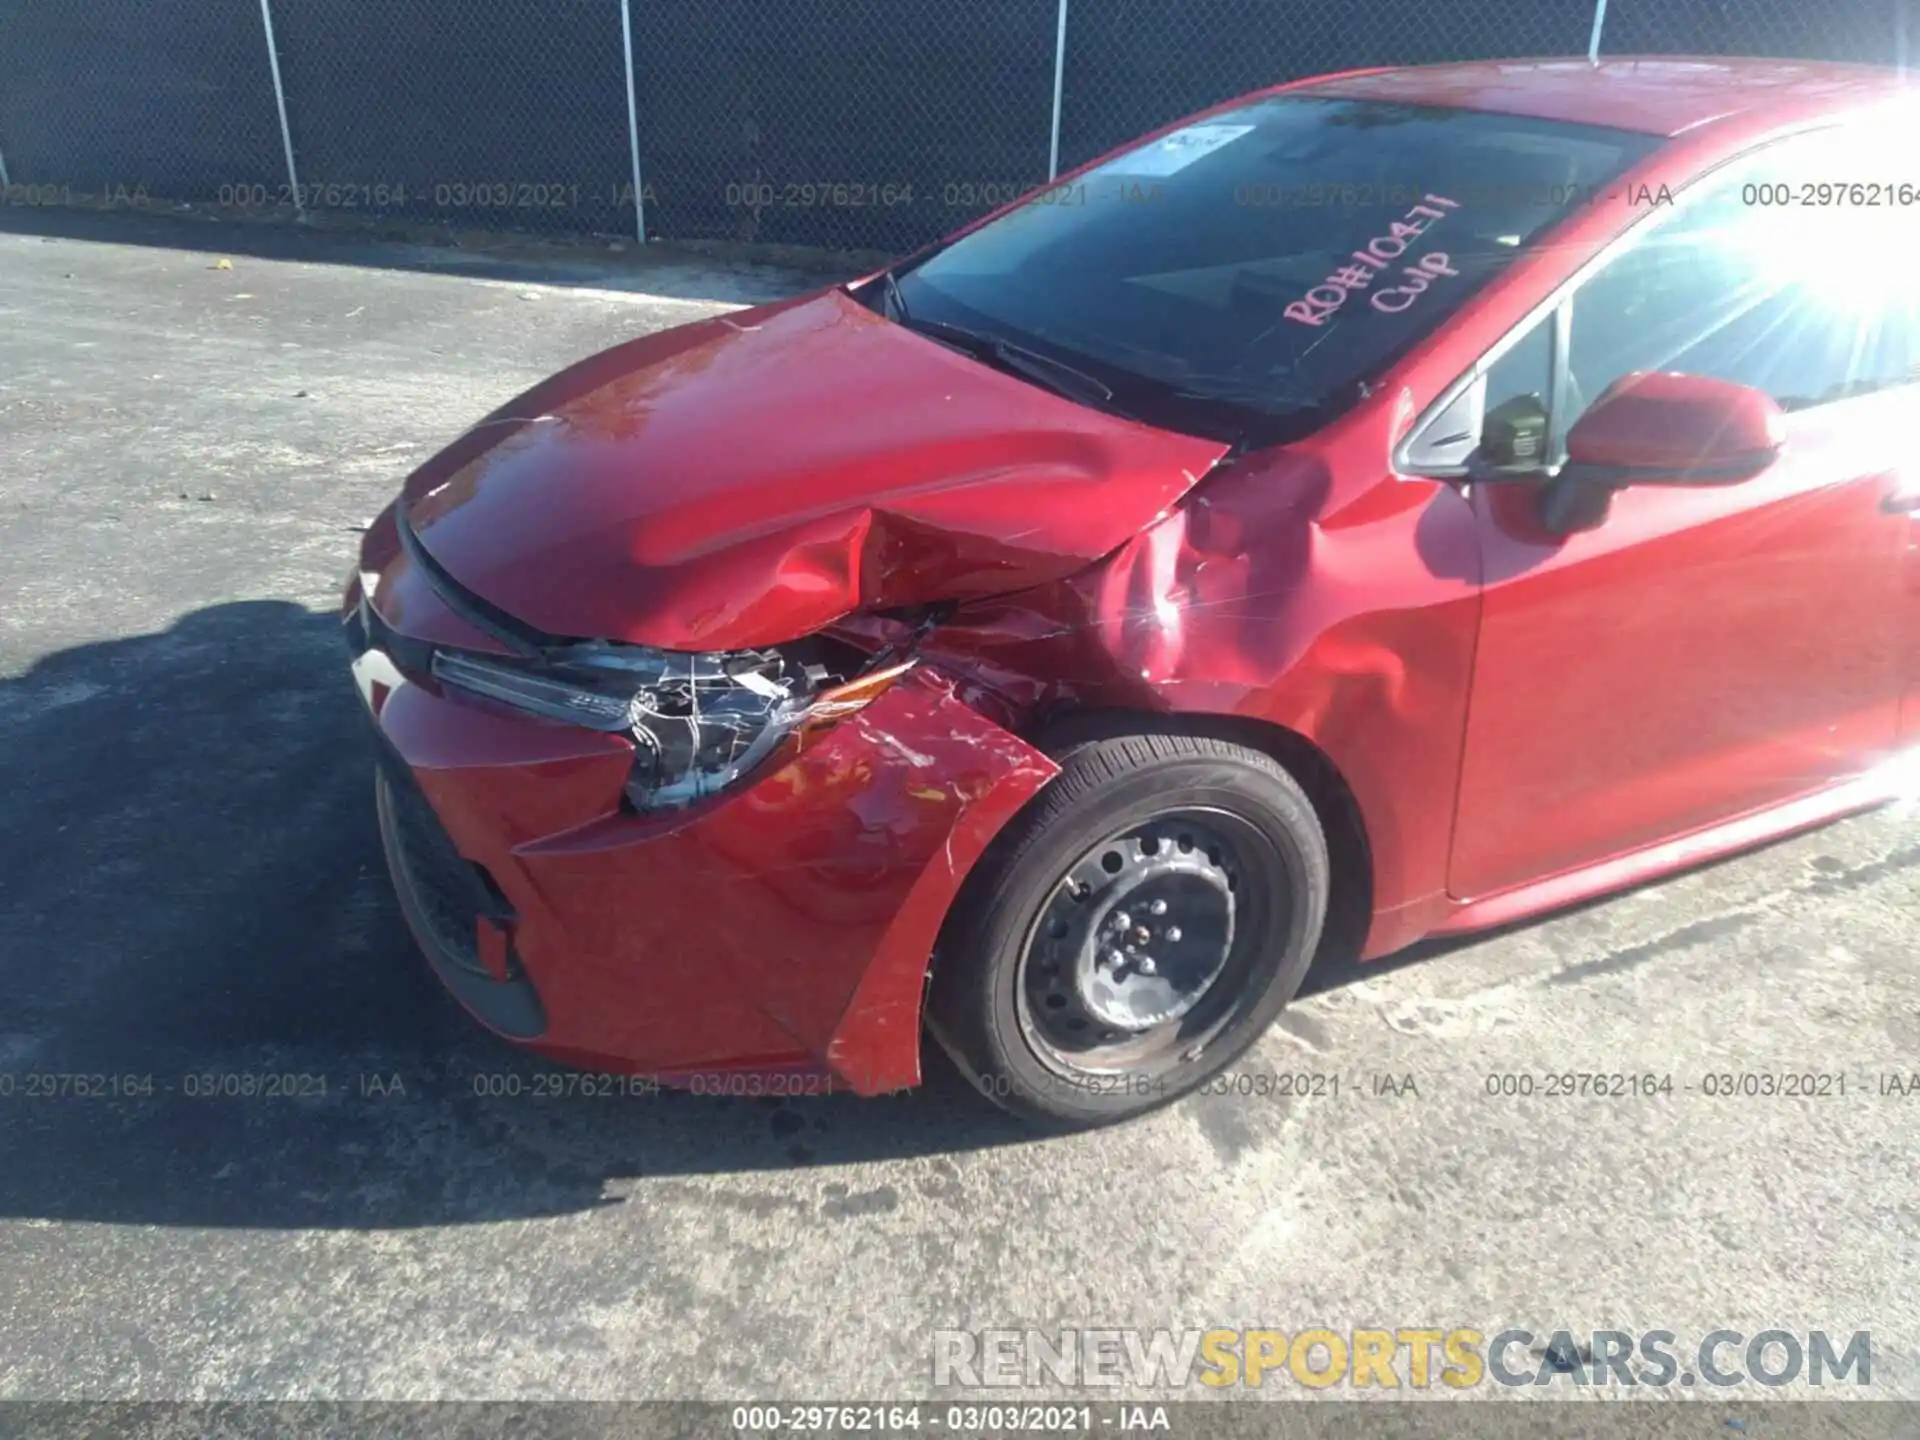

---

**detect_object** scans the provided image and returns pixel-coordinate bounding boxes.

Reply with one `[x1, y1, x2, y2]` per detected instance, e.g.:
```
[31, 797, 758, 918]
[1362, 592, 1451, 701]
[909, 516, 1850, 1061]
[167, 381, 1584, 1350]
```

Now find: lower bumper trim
[375, 766, 547, 1041]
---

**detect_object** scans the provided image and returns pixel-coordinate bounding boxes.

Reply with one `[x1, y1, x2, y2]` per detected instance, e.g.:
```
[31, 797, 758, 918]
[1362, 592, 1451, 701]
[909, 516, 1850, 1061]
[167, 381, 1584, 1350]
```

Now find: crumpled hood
[400, 288, 1230, 651]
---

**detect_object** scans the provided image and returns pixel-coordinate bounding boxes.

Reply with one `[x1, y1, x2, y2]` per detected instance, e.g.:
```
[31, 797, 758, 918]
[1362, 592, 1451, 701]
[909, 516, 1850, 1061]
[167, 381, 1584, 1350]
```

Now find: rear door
[1427, 130, 1915, 901]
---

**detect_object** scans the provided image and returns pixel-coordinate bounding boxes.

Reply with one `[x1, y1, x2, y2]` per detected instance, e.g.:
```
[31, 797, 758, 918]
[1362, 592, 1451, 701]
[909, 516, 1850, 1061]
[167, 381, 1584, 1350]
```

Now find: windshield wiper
[992, 342, 1115, 408]
[872, 274, 1123, 413]
[879, 269, 909, 322]
[895, 313, 1116, 408]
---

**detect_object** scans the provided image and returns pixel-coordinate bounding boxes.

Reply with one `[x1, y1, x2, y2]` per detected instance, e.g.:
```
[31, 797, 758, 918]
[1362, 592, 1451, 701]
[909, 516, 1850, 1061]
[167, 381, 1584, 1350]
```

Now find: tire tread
[927, 718, 1328, 1128]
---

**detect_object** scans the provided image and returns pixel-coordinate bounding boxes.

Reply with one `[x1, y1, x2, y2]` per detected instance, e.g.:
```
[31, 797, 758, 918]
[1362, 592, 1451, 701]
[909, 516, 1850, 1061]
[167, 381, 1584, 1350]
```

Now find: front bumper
[343, 561, 1056, 1093]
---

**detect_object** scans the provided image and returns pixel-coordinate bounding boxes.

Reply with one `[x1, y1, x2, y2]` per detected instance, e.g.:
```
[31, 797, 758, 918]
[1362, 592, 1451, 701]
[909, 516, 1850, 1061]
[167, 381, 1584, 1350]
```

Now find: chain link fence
[265, 0, 632, 236]
[1054, 0, 1601, 171]
[0, 0, 284, 205]
[1601, 0, 1902, 64]
[631, 0, 1056, 251]
[0, 0, 1910, 255]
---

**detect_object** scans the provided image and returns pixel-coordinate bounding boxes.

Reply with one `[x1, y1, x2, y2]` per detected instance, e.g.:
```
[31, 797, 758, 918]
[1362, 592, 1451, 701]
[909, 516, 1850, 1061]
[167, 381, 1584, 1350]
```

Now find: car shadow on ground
[0, 600, 1063, 1229]
[0, 597, 1568, 1232]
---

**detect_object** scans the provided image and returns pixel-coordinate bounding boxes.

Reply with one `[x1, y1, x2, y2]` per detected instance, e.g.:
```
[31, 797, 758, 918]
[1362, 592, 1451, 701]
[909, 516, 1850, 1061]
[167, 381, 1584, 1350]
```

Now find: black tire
[926, 722, 1330, 1128]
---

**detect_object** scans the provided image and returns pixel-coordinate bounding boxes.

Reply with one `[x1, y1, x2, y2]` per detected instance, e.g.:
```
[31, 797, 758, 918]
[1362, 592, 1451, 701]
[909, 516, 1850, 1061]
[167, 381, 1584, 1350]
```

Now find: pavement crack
[1797, 840, 1920, 899]
[1544, 835, 1920, 988]
[1548, 910, 1762, 986]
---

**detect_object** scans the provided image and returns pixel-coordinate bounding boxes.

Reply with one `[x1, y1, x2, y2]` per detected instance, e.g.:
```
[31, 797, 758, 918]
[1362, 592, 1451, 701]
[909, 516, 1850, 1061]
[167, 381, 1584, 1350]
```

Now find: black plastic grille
[378, 760, 490, 976]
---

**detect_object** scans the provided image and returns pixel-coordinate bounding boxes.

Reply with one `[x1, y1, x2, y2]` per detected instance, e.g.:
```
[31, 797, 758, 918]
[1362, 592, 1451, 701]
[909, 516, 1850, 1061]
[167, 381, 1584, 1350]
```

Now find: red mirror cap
[1566, 370, 1787, 472]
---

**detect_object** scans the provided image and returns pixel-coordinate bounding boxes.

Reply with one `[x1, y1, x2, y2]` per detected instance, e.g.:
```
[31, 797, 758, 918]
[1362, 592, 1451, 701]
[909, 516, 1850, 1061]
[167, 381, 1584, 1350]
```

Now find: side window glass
[1565, 140, 1915, 423]
[1402, 308, 1554, 474]
[1479, 312, 1554, 470]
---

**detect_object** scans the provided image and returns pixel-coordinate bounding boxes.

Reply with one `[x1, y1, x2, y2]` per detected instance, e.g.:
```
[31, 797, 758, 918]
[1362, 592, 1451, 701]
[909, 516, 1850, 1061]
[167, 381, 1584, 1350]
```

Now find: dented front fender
[376, 657, 1056, 1093]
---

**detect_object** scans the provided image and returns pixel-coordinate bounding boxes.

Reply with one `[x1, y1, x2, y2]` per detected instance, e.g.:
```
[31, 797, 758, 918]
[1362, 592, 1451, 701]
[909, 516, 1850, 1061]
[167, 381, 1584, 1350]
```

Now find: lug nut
[1149, 899, 1168, 916]
[1112, 911, 1131, 931]
[1165, 926, 1182, 943]
[1136, 955, 1158, 976]
[1133, 926, 1152, 945]
[1104, 949, 1125, 968]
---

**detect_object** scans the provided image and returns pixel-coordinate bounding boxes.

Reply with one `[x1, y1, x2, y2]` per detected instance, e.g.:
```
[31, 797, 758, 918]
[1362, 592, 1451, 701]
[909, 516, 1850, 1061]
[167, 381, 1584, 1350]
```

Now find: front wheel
[926, 726, 1330, 1128]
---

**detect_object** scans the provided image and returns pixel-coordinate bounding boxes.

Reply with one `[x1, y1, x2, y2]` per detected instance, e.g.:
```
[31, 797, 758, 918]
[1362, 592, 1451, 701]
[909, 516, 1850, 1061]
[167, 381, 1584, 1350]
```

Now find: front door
[1445, 132, 1915, 901]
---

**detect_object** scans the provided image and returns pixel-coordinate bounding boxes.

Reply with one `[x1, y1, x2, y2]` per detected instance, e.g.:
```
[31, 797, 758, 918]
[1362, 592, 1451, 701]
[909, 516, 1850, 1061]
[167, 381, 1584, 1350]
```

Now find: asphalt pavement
[0, 209, 1916, 1407]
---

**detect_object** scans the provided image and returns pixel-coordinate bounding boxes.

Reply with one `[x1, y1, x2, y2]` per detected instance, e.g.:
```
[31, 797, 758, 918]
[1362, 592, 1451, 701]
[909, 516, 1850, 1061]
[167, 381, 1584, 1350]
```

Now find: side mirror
[1538, 371, 1785, 537]
[1564, 370, 1785, 485]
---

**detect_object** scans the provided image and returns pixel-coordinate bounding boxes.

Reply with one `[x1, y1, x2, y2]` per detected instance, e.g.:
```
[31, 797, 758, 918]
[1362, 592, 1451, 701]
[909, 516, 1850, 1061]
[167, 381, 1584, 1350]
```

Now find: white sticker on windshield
[1102, 123, 1255, 178]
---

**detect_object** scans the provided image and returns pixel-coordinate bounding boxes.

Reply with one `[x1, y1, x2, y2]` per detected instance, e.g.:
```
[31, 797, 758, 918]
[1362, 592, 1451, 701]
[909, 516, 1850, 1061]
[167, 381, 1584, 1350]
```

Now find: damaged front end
[341, 280, 1257, 1087]
[348, 517, 1057, 1093]
[430, 638, 904, 814]
[384, 497, 929, 815]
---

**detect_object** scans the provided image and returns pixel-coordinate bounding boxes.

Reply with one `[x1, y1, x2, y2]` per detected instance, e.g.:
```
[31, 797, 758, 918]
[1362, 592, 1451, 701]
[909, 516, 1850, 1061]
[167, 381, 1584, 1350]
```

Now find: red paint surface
[371, 646, 1055, 1092]
[1564, 370, 1787, 472]
[349, 58, 1920, 1087]
[401, 289, 1227, 651]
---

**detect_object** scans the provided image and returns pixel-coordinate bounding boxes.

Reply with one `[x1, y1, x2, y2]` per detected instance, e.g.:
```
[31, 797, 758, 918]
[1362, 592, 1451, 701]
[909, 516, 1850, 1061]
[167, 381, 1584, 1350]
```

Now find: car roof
[1293, 56, 1917, 136]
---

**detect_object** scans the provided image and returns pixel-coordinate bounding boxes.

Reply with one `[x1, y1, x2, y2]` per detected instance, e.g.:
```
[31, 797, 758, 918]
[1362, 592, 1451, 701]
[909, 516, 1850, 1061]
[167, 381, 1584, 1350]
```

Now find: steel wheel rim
[1014, 807, 1282, 1077]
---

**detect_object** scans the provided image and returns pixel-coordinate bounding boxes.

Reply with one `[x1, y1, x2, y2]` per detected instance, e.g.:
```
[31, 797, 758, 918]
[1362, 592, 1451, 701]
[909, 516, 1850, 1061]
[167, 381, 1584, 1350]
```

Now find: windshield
[884, 97, 1661, 447]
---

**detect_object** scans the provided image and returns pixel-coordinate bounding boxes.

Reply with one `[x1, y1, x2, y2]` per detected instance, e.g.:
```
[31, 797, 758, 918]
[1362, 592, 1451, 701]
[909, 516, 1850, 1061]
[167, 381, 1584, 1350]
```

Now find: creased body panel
[400, 289, 1228, 651]
[907, 437, 1485, 962]
[371, 661, 1054, 1091]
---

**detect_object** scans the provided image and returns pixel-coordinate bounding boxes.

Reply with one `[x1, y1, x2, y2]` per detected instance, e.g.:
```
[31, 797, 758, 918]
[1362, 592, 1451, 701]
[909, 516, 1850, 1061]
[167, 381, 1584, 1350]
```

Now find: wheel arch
[919, 704, 1370, 1122]
[929, 706, 1376, 994]
[1033, 708, 1375, 969]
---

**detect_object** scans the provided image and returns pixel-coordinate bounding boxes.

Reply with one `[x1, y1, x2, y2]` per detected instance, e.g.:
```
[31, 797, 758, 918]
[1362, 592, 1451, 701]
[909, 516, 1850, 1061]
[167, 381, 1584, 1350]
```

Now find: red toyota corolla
[345, 57, 1920, 1126]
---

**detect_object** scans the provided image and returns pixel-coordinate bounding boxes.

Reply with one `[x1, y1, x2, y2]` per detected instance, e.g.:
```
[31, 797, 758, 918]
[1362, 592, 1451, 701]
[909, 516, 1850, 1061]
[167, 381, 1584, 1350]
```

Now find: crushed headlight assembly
[431, 640, 912, 811]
